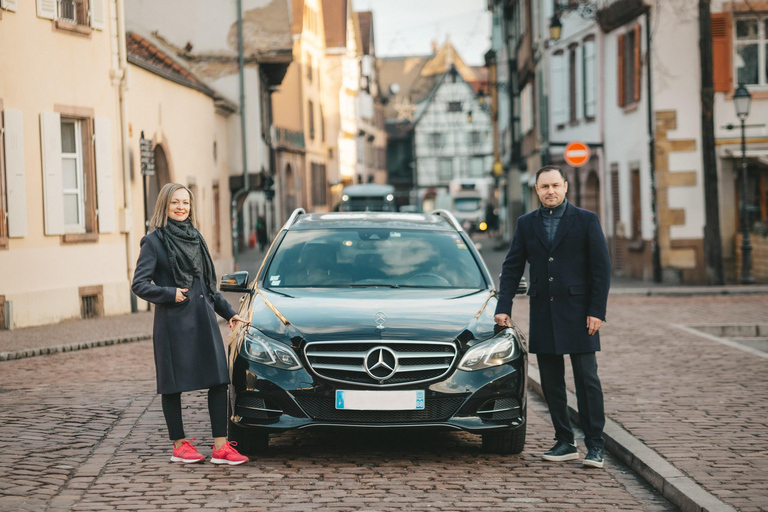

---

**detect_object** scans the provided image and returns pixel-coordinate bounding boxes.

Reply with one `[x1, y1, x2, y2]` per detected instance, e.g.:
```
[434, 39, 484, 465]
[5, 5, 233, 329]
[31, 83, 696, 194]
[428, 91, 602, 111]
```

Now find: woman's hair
[149, 183, 197, 229]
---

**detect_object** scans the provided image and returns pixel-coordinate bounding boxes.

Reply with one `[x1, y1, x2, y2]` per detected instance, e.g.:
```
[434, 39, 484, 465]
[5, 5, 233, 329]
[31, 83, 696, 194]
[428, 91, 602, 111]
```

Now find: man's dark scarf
[156, 218, 217, 297]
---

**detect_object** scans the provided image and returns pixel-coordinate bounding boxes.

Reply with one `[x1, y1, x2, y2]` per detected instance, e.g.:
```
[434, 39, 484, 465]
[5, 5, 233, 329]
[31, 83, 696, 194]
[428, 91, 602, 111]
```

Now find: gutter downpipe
[114, 0, 136, 311]
[231, 0, 249, 269]
[646, 9, 662, 283]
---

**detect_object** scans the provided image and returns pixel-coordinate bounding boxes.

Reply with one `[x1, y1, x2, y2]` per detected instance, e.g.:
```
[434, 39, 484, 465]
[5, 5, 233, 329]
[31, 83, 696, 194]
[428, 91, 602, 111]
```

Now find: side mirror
[220, 271, 251, 293]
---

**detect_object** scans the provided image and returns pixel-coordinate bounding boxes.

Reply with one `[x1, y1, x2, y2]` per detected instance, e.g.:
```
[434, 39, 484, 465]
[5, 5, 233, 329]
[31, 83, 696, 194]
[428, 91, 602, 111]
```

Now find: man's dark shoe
[541, 441, 578, 461]
[582, 447, 604, 468]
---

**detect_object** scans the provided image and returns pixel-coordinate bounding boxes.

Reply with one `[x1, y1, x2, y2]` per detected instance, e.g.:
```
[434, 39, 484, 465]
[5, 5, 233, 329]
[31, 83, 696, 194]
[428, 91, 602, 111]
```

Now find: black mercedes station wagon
[220, 209, 527, 454]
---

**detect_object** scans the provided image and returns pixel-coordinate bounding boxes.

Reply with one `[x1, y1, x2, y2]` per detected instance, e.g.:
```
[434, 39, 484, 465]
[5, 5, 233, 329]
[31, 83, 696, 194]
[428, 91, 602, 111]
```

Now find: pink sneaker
[170, 439, 205, 463]
[211, 441, 249, 465]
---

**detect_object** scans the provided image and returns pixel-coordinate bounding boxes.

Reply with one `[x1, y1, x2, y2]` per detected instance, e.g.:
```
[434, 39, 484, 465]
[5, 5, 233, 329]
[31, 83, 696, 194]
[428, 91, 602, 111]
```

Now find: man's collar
[540, 198, 568, 216]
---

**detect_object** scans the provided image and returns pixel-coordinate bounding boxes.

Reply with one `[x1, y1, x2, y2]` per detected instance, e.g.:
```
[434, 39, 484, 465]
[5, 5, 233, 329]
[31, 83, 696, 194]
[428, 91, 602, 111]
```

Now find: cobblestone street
[0, 340, 673, 511]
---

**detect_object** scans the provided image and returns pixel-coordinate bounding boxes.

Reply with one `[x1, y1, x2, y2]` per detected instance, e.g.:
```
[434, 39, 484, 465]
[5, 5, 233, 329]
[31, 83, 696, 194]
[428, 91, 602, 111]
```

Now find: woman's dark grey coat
[131, 231, 237, 395]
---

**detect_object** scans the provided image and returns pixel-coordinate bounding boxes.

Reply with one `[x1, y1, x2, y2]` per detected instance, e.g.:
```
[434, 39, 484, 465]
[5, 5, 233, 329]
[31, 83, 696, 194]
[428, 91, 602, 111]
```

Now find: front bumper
[230, 355, 527, 434]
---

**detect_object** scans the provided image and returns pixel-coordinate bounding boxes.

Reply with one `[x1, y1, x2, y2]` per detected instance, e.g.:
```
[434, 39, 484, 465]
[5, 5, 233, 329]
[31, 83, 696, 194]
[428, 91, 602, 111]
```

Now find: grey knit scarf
[156, 218, 217, 297]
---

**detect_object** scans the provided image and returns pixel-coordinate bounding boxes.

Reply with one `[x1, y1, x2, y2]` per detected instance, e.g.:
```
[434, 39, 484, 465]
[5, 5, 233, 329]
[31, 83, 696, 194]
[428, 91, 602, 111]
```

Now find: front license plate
[335, 390, 425, 410]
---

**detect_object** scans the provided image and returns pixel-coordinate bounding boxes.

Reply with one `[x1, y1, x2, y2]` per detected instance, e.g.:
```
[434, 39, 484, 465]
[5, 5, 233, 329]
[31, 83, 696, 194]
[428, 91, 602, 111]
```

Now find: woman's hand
[175, 288, 188, 303]
[229, 314, 247, 329]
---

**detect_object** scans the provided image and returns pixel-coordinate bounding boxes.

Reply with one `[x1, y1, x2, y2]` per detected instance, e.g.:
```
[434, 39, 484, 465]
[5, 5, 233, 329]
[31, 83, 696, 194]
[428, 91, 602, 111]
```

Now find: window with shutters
[41, 107, 102, 242]
[37, 0, 106, 34]
[617, 25, 642, 107]
[712, 13, 732, 92]
[734, 16, 768, 86]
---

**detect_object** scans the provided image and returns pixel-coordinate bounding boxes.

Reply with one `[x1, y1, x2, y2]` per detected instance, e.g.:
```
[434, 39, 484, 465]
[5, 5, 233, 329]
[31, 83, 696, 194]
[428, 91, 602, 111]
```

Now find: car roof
[288, 212, 458, 231]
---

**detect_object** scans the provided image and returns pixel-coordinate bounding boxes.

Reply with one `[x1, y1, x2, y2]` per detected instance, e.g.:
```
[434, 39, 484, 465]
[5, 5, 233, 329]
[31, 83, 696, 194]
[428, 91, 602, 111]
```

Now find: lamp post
[733, 83, 754, 284]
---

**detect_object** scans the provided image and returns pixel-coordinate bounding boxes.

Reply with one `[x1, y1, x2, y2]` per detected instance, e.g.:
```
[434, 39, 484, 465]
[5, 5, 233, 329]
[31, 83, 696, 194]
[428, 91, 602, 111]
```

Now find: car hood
[249, 288, 498, 345]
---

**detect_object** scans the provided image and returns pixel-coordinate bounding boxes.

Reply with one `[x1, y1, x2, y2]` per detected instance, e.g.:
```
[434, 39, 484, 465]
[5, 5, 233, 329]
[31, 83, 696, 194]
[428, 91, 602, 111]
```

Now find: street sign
[564, 141, 590, 167]
[140, 134, 155, 176]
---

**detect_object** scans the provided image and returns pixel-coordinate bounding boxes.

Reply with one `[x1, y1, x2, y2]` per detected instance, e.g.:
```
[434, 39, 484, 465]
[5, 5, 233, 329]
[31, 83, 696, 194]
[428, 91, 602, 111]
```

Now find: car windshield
[264, 228, 486, 289]
[453, 197, 482, 212]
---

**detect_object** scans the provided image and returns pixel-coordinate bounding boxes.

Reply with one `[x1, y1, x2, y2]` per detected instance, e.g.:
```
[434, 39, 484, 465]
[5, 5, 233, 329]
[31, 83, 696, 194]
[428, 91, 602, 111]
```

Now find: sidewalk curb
[527, 366, 736, 512]
[610, 286, 768, 296]
[0, 334, 151, 362]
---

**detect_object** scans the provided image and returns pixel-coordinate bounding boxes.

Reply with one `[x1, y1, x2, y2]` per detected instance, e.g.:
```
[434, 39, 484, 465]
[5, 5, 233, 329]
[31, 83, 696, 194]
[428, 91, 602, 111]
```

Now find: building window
[447, 101, 462, 112]
[520, 82, 533, 135]
[618, 25, 641, 107]
[57, 0, 89, 26]
[320, 106, 325, 142]
[437, 158, 453, 182]
[734, 16, 767, 86]
[311, 163, 326, 206]
[583, 37, 596, 120]
[428, 132, 444, 148]
[469, 157, 484, 177]
[306, 55, 313, 83]
[631, 168, 641, 240]
[61, 119, 86, 232]
[469, 131, 482, 146]
[568, 44, 578, 123]
[551, 50, 567, 127]
[308, 100, 315, 140]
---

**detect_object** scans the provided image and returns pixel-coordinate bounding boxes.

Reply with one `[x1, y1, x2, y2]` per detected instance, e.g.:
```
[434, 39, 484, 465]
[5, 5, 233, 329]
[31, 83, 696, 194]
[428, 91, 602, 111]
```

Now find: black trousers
[537, 352, 605, 450]
[161, 384, 228, 441]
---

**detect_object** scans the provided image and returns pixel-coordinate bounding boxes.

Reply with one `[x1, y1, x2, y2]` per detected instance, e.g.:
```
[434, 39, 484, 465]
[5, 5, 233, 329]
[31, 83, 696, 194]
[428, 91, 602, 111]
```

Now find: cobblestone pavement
[481, 244, 768, 512]
[0, 340, 674, 511]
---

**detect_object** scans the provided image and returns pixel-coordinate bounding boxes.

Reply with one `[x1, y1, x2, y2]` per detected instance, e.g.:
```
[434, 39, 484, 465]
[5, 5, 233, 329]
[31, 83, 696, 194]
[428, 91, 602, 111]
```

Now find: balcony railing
[274, 127, 305, 150]
[57, 0, 88, 26]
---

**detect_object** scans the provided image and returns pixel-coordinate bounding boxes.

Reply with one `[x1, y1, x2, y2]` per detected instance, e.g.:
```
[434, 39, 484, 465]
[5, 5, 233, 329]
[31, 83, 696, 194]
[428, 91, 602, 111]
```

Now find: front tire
[482, 423, 526, 455]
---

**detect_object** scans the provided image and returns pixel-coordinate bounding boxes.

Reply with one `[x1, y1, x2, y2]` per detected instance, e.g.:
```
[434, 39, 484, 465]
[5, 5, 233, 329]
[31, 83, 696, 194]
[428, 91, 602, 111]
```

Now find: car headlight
[458, 329, 520, 371]
[242, 329, 303, 370]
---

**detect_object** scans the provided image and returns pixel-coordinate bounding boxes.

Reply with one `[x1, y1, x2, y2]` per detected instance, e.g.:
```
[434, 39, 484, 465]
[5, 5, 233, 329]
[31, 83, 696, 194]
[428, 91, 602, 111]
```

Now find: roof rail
[430, 209, 464, 232]
[281, 208, 306, 231]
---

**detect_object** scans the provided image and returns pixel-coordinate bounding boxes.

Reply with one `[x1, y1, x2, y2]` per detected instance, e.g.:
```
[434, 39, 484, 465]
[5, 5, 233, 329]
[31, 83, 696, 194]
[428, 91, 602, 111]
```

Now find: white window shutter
[94, 117, 115, 233]
[3, 110, 27, 237]
[583, 40, 596, 118]
[36, 0, 56, 19]
[1, 0, 19, 12]
[40, 112, 65, 235]
[90, 0, 106, 30]
[550, 53, 567, 126]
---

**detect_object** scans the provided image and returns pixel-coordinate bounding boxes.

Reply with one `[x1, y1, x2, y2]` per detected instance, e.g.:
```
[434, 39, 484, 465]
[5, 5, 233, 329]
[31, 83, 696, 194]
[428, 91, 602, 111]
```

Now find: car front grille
[294, 396, 465, 423]
[304, 340, 458, 387]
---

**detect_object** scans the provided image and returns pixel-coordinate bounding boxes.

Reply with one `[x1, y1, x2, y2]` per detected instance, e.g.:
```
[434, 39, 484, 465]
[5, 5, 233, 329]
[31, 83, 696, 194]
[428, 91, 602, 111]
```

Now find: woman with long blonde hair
[132, 183, 248, 465]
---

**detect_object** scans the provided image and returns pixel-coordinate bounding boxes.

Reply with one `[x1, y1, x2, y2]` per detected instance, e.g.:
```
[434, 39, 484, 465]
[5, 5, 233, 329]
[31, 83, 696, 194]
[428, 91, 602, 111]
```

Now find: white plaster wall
[0, 3, 130, 327]
[652, 2, 705, 241]
[602, 15, 651, 240]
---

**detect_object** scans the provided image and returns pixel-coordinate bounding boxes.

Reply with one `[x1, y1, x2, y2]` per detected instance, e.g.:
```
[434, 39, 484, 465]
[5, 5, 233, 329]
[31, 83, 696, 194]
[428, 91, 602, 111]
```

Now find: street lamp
[734, 83, 754, 284]
[549, 2, 596, 42]
[549, 15, 563, 41]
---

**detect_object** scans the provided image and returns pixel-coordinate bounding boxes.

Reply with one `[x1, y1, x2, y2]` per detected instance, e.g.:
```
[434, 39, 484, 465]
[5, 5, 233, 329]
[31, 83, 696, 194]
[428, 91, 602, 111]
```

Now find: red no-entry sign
[564, 142, 590, 167]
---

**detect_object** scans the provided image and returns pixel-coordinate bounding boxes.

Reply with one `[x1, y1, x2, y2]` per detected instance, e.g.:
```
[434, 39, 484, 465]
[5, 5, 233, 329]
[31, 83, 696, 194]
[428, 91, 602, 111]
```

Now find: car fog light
[458, 329, 520, 371]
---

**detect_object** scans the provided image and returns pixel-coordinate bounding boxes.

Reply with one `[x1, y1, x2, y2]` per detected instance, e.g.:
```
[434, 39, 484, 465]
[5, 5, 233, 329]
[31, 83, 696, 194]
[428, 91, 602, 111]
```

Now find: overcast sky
[351, 0, 491, 66]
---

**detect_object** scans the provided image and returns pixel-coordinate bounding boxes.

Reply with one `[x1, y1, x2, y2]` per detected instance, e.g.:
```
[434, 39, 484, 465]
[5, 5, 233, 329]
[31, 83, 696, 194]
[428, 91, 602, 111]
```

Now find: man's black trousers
[537, 352, 605, 450]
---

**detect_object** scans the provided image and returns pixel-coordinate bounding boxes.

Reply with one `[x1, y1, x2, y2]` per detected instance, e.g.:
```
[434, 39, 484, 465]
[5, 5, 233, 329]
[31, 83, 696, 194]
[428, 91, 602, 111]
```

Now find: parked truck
[449, 178, 495, 232]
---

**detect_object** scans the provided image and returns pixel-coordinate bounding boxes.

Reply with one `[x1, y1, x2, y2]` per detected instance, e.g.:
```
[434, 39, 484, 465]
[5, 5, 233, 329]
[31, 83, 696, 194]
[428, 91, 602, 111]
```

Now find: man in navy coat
[495, 165, 611, 468]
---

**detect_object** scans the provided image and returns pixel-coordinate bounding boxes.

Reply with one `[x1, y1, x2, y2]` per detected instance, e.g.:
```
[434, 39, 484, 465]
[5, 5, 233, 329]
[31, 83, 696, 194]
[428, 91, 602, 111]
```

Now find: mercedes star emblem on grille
[374, 312, 387, 330]
[364, 346, 398, 381]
